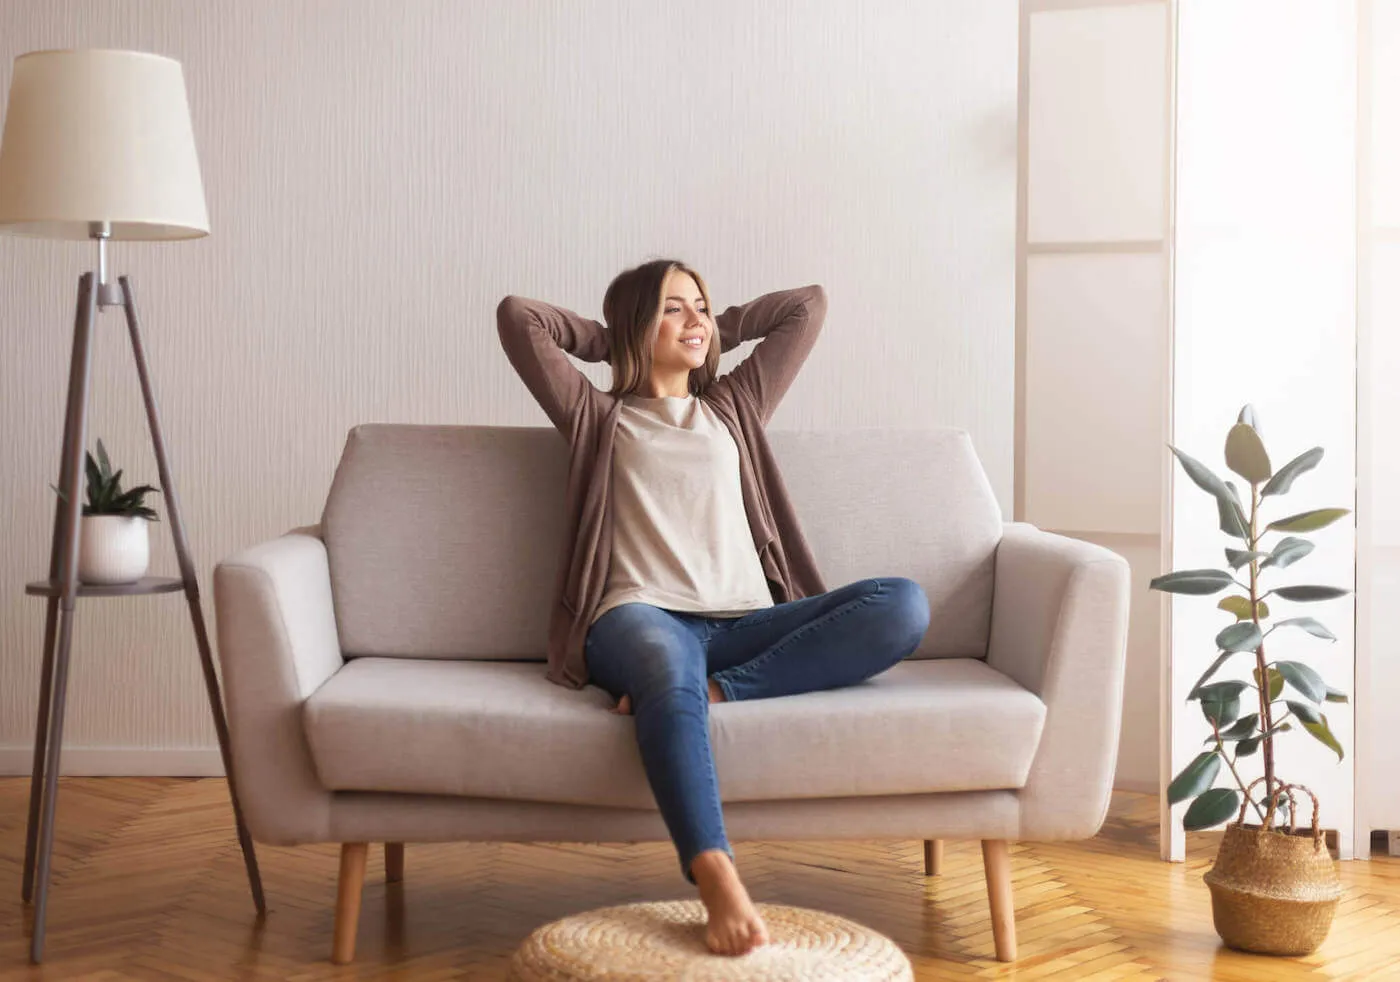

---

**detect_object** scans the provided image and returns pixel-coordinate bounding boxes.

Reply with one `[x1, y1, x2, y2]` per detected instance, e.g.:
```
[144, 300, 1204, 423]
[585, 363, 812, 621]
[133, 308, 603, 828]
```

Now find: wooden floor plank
[2, 782, 1397, 980]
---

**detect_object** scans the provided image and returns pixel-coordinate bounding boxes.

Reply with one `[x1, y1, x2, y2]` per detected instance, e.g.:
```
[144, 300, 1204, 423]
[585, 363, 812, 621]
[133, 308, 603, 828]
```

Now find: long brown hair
[604, 259, 720, 397]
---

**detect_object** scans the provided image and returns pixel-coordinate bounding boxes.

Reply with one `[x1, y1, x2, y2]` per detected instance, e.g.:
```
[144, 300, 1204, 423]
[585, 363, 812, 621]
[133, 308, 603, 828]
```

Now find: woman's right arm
[496, 295, 611, 436]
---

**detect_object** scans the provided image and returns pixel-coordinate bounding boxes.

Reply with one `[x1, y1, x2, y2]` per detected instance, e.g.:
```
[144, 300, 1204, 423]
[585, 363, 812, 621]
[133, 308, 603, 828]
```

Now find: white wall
[1017, 0, 1172, 792]
[1168, 0, 1357, 858]
[1358, 0, 1400, 853]
[0, 1, 1018, 772]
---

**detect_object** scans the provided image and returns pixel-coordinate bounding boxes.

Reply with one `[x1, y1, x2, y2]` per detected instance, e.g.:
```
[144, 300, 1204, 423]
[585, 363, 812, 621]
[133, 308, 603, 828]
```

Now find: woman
[496, 259, 931, 957]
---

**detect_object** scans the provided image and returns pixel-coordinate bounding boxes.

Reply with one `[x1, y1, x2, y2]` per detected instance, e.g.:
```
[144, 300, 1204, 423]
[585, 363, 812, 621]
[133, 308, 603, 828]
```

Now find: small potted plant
[1151, 405, 1347, 956]
[52, 439, 161, 585]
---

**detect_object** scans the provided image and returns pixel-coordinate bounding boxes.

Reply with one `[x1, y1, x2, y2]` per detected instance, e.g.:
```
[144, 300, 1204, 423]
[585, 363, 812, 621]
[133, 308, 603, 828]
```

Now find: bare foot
[690, 849, 770, 955]
[610, 679, 726, 716]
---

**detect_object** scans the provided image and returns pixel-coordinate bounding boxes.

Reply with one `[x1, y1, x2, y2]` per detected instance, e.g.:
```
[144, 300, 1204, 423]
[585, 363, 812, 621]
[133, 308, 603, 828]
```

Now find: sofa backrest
[321, 424, 1003, 662]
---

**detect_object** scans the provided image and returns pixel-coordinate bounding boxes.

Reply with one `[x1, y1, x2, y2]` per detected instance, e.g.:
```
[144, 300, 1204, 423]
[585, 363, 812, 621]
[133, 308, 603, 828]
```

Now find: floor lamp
[0, 49, 264, 963]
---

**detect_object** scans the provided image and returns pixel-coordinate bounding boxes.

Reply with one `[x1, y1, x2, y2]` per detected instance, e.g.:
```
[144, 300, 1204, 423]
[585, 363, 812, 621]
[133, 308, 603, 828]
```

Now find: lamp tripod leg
[118, 276, 266, 915]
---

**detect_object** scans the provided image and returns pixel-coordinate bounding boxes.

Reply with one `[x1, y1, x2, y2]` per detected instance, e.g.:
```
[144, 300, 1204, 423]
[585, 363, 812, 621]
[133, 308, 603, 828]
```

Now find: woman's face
[651, 270, 711, 373]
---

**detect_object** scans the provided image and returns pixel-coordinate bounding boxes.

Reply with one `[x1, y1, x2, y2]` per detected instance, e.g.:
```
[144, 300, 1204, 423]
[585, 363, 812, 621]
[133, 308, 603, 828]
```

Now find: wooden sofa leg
[385, 842, 404, 883]
[923, 839, 943, 876]
[333, 842, 369, 964]
[981, 839, 1016, 962]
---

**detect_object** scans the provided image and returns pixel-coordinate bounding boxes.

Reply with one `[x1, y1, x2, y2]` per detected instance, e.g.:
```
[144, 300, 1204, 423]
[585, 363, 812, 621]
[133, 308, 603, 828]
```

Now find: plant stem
[1211, 717, 1266, 823]
[1249, 485, 1276, 829]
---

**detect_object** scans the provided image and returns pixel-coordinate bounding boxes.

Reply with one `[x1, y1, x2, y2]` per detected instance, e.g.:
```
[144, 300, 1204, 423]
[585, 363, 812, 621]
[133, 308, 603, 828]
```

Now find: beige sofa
[213, 424, 1131, 964]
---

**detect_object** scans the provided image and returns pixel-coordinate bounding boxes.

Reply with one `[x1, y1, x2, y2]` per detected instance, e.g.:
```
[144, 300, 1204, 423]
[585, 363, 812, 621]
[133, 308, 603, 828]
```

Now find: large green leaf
[1188, 650, 1236, 699]
[1217, 492, 1250, 540]
[1215, 622, 1262, 653]
[1184, 788, 1243, 830]
[1303, 714, 1345, 761]
[1272, 617, 1336, 641]
[1267, 508, 1352, 533]
[1272, 585, 1352, 602]
[1171, 446, 1230, 498]
[1275, 660, 1326, 702]
[1218, 713, 1260, 740]
[1167, 751, 1221, 805]
[1225, 548, 1269, 570]
[1197, 680, 1250, 701]
[1201, 691, 1241, 727]
[1218, 595, 1270, 621]
[1261, 446, 1324, 497]
[1151, 569, 1236, 595]
[1285, 699, 1322, 724]
[1225, 422, 1272, 484]
[1261, 537, 1315, 571]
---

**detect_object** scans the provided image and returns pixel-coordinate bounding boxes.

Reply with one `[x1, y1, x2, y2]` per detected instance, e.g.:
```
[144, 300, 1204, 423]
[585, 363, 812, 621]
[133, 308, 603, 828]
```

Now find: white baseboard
[0, 746, 224, 777]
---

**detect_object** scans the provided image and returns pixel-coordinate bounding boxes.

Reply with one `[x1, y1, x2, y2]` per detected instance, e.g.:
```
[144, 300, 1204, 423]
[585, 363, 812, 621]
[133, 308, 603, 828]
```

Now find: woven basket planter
[1202, 782, 1342, 956]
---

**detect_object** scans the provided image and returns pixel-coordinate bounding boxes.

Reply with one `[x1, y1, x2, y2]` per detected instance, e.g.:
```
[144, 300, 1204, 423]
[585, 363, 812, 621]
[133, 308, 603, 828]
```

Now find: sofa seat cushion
[302, 657, 1046, 809]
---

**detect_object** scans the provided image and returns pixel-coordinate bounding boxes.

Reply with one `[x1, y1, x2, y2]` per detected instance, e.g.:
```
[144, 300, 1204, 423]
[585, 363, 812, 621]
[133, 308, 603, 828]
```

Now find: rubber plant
[1151, 405, 1350, 831]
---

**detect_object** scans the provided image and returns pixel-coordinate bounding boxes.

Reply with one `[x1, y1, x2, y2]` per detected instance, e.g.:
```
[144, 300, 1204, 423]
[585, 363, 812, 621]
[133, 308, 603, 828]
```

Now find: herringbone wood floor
[2, 780, 1398, 980]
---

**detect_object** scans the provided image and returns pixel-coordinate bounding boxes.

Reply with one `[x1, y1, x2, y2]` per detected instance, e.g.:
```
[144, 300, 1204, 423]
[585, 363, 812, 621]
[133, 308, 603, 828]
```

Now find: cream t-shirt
[592, 392, 776, 624]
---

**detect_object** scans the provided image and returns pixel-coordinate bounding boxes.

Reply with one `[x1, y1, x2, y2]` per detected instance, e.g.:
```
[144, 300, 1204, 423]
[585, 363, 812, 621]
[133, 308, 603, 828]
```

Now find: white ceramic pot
[78, 515, 151, 585]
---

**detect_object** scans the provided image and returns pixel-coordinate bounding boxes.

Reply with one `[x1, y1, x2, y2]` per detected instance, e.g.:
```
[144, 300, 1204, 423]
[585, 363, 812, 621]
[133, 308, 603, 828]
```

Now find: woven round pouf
[507, 900, 913, 982]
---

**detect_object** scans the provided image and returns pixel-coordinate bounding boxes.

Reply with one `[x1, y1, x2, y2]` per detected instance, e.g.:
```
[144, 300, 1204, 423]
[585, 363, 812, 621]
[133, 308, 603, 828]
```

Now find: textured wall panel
[0, 0, 1016, 766]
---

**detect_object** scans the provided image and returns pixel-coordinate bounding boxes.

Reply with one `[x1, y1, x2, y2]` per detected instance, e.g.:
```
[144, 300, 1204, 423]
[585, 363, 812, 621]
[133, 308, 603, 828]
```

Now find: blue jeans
[584, 576, 931, 883]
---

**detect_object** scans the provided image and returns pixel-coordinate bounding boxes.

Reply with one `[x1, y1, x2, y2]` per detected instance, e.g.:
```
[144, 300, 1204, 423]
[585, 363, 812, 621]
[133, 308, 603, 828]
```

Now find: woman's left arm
[712, 284, 827, 424]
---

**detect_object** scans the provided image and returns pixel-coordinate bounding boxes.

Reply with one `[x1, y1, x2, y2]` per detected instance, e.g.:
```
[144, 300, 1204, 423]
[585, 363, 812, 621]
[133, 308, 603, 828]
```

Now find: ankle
[690, 848, 737, 882]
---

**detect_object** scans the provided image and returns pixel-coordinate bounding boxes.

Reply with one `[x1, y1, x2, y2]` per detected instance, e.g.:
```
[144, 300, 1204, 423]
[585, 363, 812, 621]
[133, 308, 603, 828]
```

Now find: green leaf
[1275, 660, 1326, 702]
[1261, 537, 1315, 571]
[1184, 788, 1242, 830]
[1261, 447, 1324, 497]
[1324, 686, 1348, 704]
[1286, 699, 1322, 724]
[1254, 666, 1284, 701]
[1151, 569, 1236, 595]
[95, 439, 113, 481]
[1225, 548, 1269, 570]
[1267, 508, 1351, 533]
[1198, 680, 1250, 701]
[1169, 447, 1249, 538]
[1218, 595, 1270, 621]
[1188, 650, 1237, 700]
[1272, 585, 1352, 602]
[1236, 736, 1261, 757]
[1217, 493, 1250, 540]
[1303, 713, 1345, 761]
[1225, 422, 1272, 484]
[1215, 622, 1263, 653]
[1201, 692, 1241, 727]
[1170, 446, 1231, 499]
[1272, 616, 1337, 641]
[1218, 713, 1260, 740]
[1167, 751, 1221, 805]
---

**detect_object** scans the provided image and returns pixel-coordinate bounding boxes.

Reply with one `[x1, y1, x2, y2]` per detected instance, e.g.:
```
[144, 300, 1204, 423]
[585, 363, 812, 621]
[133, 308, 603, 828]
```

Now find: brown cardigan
[496, 285, 830, 689]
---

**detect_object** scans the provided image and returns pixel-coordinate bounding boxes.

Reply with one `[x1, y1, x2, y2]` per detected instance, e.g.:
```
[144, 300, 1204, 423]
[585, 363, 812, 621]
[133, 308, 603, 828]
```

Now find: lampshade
[0, 49, 208, 241]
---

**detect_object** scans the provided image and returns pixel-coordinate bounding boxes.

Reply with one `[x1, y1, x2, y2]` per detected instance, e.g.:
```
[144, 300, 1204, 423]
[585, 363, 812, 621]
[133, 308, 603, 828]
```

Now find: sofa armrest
[986, 523, 1131, 840]
[214, 529, 343, 844]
